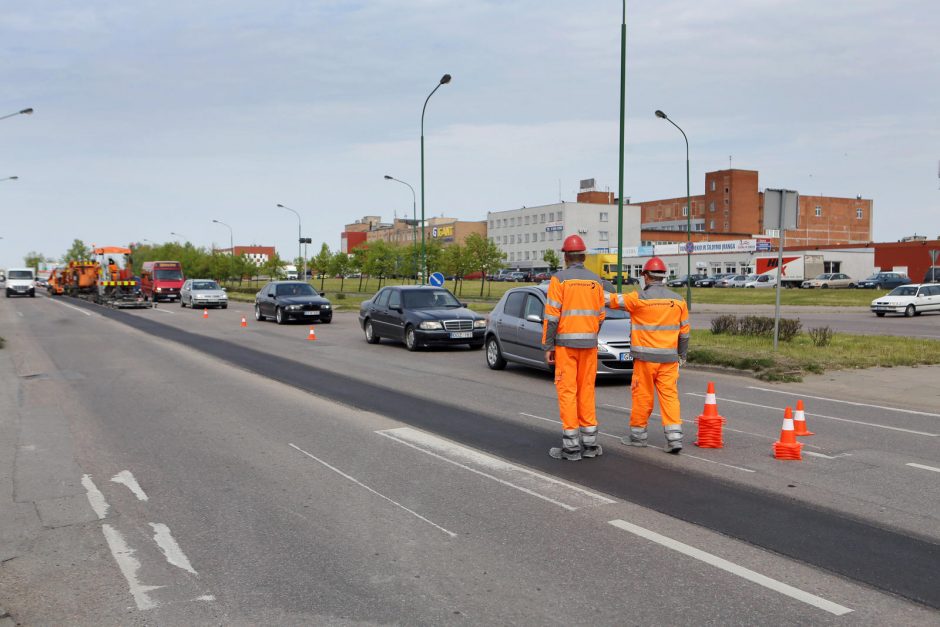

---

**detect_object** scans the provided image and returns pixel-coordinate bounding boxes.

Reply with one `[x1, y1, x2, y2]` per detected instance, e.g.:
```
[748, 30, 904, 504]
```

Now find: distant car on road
[181, 279, 229, 309]
[716, 274, 744, 288]
[856, 272, 911, 290]
[666, 275, 696, 288]
[745, 275, 777, 288]
[255, 281, 332, 324]
[695, 274, 733, 288]
[801, 273, 855, 289]
[871, 284, 940, 317]
[359, 285, 485, 351]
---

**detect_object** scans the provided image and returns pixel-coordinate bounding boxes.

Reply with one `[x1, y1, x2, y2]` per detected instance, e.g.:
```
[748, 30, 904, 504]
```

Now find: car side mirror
[460, 302, 468, 308]
[525, 314, 542, 323]
[393, 306, 403, 313]
[320, 292, 326, 297]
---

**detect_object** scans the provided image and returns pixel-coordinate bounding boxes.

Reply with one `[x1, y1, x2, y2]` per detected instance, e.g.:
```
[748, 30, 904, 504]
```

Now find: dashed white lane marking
[195, 595, 216, 602]
[607, 519, 853, 616]
[378, 427, 615, 511]
[906, 463, 940, 474]
[289, 442, 457, 538]
[149, 523, 198, 575]
[44, 296, 93, 316]
[748, 386, 940, 418]
[111, 470, 149, 501]
[152, 307, 175, 314]
[690, 393, 939, 437]
[16, 311, 23, 317]
[519, 412, 756, 473]
[101, 524, 163, 610]
[81, 474, 109, 519]
[803, 451, 842, 459]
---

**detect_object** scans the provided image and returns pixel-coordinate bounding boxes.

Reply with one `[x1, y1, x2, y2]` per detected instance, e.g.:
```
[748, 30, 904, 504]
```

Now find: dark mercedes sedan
[255, 281, 332, 324]
[358, 285, 486, 351]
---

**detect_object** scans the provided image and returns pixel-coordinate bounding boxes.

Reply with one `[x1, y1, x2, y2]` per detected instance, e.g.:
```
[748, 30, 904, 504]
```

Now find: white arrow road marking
[101, 524, 163, 610]
[608, 519, 853, 616]
[111, 470, 149, 501]
[81, 475, 109, 519]
[149, 523, 198, 575]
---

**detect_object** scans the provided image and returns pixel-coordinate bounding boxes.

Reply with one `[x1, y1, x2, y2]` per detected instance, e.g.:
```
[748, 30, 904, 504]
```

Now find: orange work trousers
[630, 360, 682, 428]
[554, 346, 598, 431]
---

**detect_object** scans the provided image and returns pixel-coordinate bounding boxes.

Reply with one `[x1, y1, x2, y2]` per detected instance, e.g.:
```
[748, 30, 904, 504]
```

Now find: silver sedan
[180, 279, 229, 309]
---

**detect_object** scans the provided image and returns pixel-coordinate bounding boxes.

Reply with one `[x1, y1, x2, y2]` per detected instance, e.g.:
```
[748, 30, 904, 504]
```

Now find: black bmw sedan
[255, 281, 332, 324]
[358, 285, 486, 351]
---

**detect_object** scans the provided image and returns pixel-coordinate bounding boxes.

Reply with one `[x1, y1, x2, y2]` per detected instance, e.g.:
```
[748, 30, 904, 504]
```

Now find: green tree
[313, 243, 332, 290]
[464, 233, 506, 297]
[23, 251, 48, 269]
[329, 251, 351, 292]
[61, 239, 92, 263]
[423, 240, 445, 283]
[261, 252, 285, 280]
[351, 246, 369, 291]
[363, 241, 395, 289]
[441, 243, 472, 296]
[542, 249, 561, 272]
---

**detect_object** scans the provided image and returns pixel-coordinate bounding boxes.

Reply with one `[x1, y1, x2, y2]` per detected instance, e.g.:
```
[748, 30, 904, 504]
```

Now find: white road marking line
[603, 403, 787, 444]
[607, 519, 853, 616]
[377, 427, 615, 510]
[111, 470, 149, 501]
[748, 386, 940, 418]
[152, 307, 175, 314]
[520, 413, 756, 473]
[289, 442, 457, 538]
[689, 393, 939, 437]
[81, 474, 109, 519]
[16, 311, 23, 317]
[44, 296, 93, 316]
[906, 463, 940, 474]
[195, 595, 216, 602]
[803, 451, 838, 459]
[101, 524, 163, 610]
[149, 523, 198, 575]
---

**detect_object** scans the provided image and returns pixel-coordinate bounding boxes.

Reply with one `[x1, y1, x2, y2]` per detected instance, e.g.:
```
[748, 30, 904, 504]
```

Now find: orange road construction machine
[63, 246, 150, 308]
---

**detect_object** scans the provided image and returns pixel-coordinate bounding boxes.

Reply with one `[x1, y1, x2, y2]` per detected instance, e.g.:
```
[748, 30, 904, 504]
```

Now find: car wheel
[221, 304, 228, 309]
[404, 325, 419, 351]
[364, 320, 380, 344]
[848, 283, 856, 289]
[904, 304, 915, 318]
[821, 284, 829, 289]
[320, 315, 331, 324]
[485, 336, 507, 370]
[180, 298, 186, 307]
[875, 312, 885, 317]
[275, 307, 286, 324]
[254, 304, 264, 321]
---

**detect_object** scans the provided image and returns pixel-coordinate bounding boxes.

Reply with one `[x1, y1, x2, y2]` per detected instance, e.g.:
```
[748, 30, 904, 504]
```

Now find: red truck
[141, 261, 184, 302]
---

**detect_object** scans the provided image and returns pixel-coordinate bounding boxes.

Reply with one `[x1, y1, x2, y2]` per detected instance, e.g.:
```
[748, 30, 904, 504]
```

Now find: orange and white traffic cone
[203, 308, 209, 319]
[240, 316, 248, 328]
[307, 326, 317, 341]
[695, 381, 725, 448]
[793, 399, 814, 436]
[773, 406, 803, 460]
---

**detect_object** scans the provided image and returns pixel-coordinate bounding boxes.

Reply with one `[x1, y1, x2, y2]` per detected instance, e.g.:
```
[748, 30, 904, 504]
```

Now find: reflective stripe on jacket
[542, 263, 606, 349]
[608, 283, 690, 363]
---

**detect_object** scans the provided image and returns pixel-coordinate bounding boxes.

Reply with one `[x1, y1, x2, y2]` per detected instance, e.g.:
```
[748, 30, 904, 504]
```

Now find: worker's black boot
[549, 429, 582, 461]
[580, 425, 603, 458]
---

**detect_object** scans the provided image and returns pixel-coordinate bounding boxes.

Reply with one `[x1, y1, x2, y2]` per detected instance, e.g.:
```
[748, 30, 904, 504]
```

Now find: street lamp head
[8, 176, 18, 180]
[439, 74, 452, 85]
[384, 175, 393, 180]
[276, 203, 285, 208]
[20, 108, 34, 115]
[655, 110, 667, 119]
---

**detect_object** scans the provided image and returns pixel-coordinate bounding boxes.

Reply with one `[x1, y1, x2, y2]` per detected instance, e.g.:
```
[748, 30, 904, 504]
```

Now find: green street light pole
[655, 109, 692, 311]
[385, 175, 418, 281]
[616, 0, 627, 293]
[420, 73, 451, 282]
[0, 107, 33, 121]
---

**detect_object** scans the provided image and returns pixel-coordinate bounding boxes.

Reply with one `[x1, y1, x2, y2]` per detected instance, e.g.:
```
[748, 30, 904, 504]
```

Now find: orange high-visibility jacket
[542, 263, 606, 350]
[609, 283, 690, 363]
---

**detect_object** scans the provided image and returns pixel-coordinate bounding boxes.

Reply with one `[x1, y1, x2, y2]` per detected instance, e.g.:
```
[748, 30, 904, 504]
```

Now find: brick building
[342, 215, 486, 251]
[218, 245, 276, 266]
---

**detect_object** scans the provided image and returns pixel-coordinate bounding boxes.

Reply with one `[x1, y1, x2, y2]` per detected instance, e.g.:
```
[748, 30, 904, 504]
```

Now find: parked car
[856, 272, 911, 290]
[532, 272, 553, 282]
[871, 284, 940, 317]
[716, 274, 743, 288]
[255, 281, 332, 324]
[745, 274, 777, 288]
[181, 279, 229, 309]
[666, 275, 696, 288]
[694, 274, 732, 288]
[922, 267, 940, 284]
[359, 285, 485, 351]
[801, 273, 855, 289]
[484, 285, 633, 378]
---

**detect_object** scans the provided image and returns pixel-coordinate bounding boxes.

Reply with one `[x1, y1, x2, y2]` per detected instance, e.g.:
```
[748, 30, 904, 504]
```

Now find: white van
[284, 264, 299, 280]
[5, 267, 36, 297]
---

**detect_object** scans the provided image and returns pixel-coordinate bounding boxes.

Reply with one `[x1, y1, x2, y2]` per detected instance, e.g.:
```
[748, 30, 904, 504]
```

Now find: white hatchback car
[745, 274, 777, 288]
[871, 284, 940, 317]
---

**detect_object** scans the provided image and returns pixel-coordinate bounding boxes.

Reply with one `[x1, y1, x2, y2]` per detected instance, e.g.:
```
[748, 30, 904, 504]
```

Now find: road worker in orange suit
[542, 234, 608, 461]
[608, 256, 690, 453]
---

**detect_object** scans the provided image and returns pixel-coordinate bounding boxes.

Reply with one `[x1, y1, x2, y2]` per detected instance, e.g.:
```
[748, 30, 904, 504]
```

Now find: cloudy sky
[2, 0, 938, 268]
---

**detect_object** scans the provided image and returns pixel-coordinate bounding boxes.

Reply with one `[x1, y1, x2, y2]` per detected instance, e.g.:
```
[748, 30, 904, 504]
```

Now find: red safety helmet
[642, 256, 668, 275]
[561, 234, 587, 253]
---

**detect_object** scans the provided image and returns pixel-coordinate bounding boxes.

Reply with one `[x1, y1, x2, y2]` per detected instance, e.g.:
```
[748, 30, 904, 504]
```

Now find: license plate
[304, 311, 320, 316]
[619, 352, 632, 361]
[450, 331, 472, 339]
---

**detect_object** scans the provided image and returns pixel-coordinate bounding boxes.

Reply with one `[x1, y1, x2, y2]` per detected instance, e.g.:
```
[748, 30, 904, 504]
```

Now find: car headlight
[473, 319, 486, 328]
[322, 304, 330, 309]
[156, 287, 162, 292]
[287, 304, 303, 310]
[419, 321, 443, 330]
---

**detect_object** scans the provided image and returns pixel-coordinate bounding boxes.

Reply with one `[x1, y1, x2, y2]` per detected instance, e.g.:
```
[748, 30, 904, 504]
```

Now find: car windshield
[8, 270, 33, 279]
[193, 281, 220, 290]
[276, 283, 317, 297]
[888, 286, 917, 296]
[155, 269, 183, 280]
[402, 289, 461, 309]
[816, 274, 832, 280]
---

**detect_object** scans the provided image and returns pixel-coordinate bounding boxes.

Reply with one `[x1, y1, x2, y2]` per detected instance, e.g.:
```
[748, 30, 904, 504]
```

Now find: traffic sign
[684, 241, 694, 254]
[429, 272, 445, 287]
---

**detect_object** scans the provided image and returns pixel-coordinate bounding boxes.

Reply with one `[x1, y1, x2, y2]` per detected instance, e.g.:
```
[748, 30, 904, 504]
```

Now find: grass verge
[688, 329, 940, 381]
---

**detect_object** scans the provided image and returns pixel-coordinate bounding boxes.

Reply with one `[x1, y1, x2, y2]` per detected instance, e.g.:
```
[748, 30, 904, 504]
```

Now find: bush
[777, 318, 802, 342]
[808, 326, 833, 347]
[711, 314, 738, 335]
[334, 292, 346, 300]
[738, 315, 775, 337]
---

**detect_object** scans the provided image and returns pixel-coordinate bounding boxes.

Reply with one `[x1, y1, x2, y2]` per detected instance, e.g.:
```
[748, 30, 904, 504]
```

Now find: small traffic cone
[793, 399, 814, 436]
[202, 308, 209, 319]
[773, 406, 803, 460]
[695, 381, 725, 448]
[240, 316, 248, 328]
[307, 326, 317, 341]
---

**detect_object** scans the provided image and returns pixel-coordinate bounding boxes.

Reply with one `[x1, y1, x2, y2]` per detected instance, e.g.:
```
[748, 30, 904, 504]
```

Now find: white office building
[487, 201, 642, 271]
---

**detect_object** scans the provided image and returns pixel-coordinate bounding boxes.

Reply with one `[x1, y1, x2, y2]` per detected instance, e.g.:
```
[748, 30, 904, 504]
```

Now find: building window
[549, 212, 555, 221]
[540, 232, 545, 242]
[510, 235, 515, 244]
[599, 212, 608, 222]
[524, 233, 530, 243]
[555, 231, 562, 240]
[709, 219, 715, 230]
[598, 231, 609, 241]
[682, 206, 688, 217]
[524, 251, 530, 260]
[540, 214, 546, 223]
[524, 215, 530, 225]
[710, 181, 716, 191]
[724, 198, 729, 205]
[725, 187, 729, 194]
[510, 252, 515, 261]
[709, 202, 715, 212]
[557, 211, 563, 221]
[856, 207, 863, 219]
[815, 206, 822, 217]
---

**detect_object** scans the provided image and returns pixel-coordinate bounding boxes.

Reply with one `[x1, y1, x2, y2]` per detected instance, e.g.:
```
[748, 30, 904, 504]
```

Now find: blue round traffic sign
[429, 272, 445, 287]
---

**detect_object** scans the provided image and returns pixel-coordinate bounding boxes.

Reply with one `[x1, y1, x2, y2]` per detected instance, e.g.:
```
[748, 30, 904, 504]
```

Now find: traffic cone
[793, 399, 814, 436]
[773, 406, 803, 460]
[307, 326, 317, 341]
[202, 308, 209, 319]
[695, 381, 725, 448]
[240, 316, 248, 328]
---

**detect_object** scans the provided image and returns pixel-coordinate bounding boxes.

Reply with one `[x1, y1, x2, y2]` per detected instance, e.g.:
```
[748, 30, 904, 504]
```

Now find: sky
[2, 0, 938, 268]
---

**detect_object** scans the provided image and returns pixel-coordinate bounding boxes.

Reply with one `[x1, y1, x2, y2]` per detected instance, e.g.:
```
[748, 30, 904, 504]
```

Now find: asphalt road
[1, 295, 939, 624]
